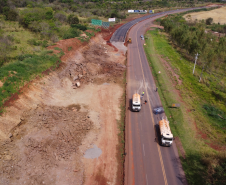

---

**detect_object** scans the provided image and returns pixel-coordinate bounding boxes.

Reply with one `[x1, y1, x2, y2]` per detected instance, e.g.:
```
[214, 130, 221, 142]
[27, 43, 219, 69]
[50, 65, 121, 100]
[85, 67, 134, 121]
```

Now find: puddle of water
[102, 83, 110, 85]
[84, 145, 102, 159]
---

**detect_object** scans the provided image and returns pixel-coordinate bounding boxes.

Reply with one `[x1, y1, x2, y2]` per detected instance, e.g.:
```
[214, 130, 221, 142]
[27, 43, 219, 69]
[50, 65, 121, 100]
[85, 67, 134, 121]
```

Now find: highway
[110, 8, 204, 42]
[118, 9, 200, 185]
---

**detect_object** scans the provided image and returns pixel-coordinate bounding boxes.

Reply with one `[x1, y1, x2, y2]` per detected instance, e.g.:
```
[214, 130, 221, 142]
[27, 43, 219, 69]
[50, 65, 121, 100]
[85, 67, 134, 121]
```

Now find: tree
[68, 14, 79, 24]
[54, 13, 67, 23]
[6, 9, 18, 21]
[45, 9, 53, 20]
[206, 17, 213, 25]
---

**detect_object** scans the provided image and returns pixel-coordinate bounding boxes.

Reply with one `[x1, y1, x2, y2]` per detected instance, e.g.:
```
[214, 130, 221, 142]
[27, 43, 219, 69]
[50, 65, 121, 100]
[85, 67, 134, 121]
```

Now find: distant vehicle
[128, 37, 132, 43]
[140, 35, 144, 40]
[153, 107, 164, 114]
[132, 93, 141, 112]
[159, 117, 173, 146]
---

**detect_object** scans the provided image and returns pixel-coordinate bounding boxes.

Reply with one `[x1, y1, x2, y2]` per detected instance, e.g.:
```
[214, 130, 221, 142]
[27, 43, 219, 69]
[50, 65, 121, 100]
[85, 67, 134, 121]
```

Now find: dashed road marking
[143, 144, 145, 156]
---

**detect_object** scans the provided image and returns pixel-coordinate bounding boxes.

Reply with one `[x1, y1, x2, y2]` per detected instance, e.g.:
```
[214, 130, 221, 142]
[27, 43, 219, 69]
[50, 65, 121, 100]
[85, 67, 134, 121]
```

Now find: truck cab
[132, 93, 141, 112]
[159, 118, 173, 146]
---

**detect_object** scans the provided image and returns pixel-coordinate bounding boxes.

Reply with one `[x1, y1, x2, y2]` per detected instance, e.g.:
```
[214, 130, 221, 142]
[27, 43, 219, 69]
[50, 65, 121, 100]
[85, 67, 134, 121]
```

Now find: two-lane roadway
[124, 10, 192, 185]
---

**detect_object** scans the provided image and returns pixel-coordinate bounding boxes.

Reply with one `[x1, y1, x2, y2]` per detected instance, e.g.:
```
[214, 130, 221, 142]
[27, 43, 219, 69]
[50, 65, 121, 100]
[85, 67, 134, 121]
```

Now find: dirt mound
[58, 38, 126, 87]
[0, 104, 92, 185]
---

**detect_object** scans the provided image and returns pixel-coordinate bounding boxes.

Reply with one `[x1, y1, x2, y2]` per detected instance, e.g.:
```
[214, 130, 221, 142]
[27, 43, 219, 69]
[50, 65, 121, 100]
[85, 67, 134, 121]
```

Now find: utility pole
[193, 53, 199, 75]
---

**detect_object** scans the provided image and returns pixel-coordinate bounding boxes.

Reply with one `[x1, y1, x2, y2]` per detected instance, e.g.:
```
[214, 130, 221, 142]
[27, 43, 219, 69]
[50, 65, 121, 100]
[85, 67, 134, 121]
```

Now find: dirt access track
[0, 30, 126, 184]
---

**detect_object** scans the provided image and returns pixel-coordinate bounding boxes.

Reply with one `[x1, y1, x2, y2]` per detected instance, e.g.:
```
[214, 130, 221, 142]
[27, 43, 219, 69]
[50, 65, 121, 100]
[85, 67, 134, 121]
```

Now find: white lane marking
[146, 174, 148, 185]
[140, 122, 142, 130]
[143, 144, 145, 156]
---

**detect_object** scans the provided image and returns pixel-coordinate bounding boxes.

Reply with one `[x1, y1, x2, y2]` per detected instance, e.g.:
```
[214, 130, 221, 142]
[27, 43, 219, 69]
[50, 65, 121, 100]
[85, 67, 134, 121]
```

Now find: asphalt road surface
[110, 7, 204, 42]
[120, 9, 206, 185]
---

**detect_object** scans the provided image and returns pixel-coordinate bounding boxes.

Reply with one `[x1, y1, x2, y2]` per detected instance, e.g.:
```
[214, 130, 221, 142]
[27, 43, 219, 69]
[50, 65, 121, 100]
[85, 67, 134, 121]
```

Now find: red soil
[193, 121, 226, 151]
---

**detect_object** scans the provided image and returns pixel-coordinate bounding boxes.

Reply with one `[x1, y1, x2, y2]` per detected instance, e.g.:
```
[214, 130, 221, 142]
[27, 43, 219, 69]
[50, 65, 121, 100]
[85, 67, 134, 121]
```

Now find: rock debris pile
[0, 104, 93, 185]
[59, 43, 126, 87]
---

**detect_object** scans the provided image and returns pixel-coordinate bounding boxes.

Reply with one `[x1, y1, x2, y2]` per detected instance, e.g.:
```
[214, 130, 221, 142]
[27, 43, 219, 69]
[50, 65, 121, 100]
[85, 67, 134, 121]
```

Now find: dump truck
[159, 117, 173, 146]
[132, 93, 141, 112]
[128, 37, 132, 43]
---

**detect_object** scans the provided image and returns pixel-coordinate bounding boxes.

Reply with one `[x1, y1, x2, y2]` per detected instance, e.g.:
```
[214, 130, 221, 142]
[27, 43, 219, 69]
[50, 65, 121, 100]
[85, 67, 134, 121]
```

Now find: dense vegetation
[160, 14, 226, 113]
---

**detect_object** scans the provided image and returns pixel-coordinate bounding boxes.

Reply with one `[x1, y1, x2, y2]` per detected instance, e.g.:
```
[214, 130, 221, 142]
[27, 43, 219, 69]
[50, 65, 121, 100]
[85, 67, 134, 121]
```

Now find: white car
[140, 35, 144, 40]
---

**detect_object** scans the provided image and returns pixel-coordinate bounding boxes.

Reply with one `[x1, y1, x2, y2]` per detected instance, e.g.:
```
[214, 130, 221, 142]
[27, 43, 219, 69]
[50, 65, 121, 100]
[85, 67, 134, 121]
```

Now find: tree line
[161, 14, 226, 78]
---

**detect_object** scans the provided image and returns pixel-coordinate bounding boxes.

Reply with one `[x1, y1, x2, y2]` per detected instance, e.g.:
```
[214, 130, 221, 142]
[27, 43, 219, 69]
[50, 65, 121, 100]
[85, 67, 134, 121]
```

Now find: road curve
[121, 9, 202, 185]
[110, 7, 204, 42]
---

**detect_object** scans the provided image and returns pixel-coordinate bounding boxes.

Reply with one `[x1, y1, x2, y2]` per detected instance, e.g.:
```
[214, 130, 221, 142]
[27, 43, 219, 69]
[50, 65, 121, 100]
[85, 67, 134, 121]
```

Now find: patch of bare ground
[0, 81, 3, 88]
[150, 25, 164, 30]
[193, 121, 226, 151]
[0, 32, 126, 184]
[159, 56, 182, 86]
[175, 137, 186, 159]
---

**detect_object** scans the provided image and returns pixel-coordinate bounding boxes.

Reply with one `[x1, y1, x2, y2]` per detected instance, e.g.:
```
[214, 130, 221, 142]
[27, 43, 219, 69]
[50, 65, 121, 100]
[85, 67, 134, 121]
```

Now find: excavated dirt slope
[0, 33, 126, 185]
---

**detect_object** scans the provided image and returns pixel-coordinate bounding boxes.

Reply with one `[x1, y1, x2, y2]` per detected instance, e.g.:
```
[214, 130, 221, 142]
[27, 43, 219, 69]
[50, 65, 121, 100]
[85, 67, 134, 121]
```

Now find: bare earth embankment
[0, 32, 126, 185]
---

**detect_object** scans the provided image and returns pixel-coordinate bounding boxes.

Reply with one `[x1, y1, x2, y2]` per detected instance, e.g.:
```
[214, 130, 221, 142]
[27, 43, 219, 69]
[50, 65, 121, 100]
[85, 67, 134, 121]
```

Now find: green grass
[144, 29, 226, 184]
[0, 18, 47, 58]
[68, 46, 72, 51]
[145, 29, 226, 142]
[54, 47, 62, 51]
[0, 51, 61, 112]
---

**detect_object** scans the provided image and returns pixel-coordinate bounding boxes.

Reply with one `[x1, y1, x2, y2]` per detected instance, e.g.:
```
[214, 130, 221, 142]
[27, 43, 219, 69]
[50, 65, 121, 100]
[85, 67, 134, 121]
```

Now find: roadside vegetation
[144, 20, 226, 185]
[160, 13, 226, 114]
[1, 0, 217, 111]
[0, 0, 225, 184]
[116, 68, 127, 185]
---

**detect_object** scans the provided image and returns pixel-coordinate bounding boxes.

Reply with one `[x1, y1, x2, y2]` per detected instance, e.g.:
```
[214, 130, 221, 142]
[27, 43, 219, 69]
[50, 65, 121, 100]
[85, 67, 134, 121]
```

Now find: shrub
[5, 9, 18, 21]
[63, 28, 81, 39]
[71, 24, 87, 31]
[19, 8, 47, 27]
[54, 13, 67, 23]
[50, 34, 59, 43]
[206, 17, 213, 25]
[212, 161, 226, 185]
[42, 40, 49, 48]
[0, 34, 14, 66]
[45, 10, 53, 20]
[28, 21, 41, 32]
[27, 39, 42, 46]
[68, 14, 79, 24]
[70, 5, 77, 12]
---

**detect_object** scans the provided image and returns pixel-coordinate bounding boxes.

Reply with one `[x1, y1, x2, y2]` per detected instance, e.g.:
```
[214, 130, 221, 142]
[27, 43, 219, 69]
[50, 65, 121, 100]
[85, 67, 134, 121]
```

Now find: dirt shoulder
[0, 31, 126, 184]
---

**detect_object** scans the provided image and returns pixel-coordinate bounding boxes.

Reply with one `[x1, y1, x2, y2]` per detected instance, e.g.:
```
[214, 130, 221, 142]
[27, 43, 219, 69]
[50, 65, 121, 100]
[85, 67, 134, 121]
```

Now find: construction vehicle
[159, 117, 173, 146]
[128, 37, 132, 44]
[132, 93, 141, 112]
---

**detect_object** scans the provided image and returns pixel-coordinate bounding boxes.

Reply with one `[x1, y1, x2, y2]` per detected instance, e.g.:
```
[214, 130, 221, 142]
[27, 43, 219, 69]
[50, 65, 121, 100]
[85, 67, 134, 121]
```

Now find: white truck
[132, 93, 141, 112]
[159, 117, 173, 146]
